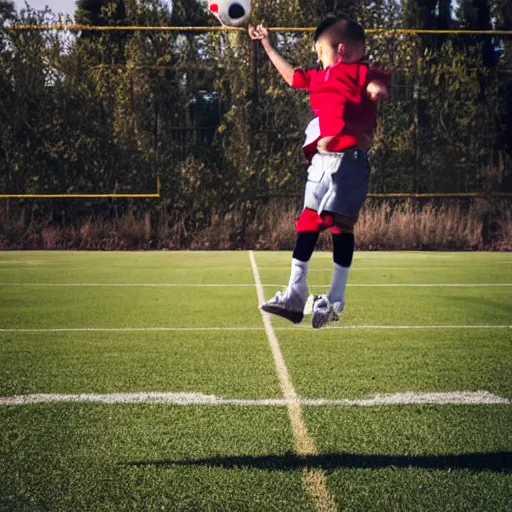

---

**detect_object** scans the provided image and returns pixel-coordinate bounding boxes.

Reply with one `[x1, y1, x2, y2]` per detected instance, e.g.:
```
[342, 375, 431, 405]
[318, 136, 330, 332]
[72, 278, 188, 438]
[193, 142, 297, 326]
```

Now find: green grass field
[0, 251, 511, 511]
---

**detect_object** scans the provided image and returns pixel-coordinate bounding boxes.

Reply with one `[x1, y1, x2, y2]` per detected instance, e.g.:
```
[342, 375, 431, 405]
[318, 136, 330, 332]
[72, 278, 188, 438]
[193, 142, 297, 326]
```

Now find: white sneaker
[312, 294, 344, 329]
[261, 290, 306, 324]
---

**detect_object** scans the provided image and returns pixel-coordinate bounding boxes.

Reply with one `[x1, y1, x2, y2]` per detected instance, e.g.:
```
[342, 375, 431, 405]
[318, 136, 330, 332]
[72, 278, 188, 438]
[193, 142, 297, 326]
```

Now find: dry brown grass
[356, 201, 484, 250]
[0, 200, 510, 251]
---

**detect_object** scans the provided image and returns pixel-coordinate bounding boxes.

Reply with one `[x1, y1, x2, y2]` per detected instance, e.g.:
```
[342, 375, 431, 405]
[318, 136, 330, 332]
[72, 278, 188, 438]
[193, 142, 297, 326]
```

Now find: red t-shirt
[292, 61, 390, 160]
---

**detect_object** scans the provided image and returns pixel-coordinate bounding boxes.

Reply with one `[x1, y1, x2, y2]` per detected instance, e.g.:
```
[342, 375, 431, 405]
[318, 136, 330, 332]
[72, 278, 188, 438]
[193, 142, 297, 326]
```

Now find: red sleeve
[367, 67, 391, 89]
[291, 68, 315, 89]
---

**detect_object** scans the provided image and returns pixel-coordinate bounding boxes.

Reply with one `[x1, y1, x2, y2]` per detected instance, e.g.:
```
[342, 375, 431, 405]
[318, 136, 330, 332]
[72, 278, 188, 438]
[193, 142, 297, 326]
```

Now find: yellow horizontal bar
[367, 193, 512, 198]
[5, 25, 512, 35]
[368, 28, 512, 35]
[0, 193, 161, 199]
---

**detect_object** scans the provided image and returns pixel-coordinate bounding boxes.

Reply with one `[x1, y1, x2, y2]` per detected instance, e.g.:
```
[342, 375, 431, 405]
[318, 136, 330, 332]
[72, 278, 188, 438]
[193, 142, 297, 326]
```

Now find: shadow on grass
[125, 451, 512, 473]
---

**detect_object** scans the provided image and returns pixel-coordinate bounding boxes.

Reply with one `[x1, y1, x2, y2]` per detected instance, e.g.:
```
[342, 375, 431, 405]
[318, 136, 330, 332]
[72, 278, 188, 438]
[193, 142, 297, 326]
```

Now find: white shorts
[303, 149, 369, 219]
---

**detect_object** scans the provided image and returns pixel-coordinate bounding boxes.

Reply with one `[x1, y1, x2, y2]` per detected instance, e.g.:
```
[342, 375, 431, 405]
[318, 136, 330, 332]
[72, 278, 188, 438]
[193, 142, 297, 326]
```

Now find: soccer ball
[207, 0, 251, 27]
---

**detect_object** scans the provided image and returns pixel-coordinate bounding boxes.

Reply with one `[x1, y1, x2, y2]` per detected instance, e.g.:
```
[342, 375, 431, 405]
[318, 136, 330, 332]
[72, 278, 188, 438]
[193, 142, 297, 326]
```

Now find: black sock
[332, 232, 355, 267]
[292, 232, 319, 262]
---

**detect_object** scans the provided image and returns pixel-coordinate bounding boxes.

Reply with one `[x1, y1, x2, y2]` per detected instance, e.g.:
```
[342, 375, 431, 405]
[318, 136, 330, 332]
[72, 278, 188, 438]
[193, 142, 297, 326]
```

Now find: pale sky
[13, 0, 179, 19]
[14, 0, 77, 17]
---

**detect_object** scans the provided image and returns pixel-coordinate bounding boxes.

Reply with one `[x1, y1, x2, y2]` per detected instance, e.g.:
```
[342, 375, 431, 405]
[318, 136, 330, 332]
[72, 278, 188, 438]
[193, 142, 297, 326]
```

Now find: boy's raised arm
[248, 23, 295, 86]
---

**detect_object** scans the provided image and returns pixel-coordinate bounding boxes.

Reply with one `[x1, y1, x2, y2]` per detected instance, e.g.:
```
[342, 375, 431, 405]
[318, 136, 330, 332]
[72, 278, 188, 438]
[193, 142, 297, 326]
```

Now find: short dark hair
[314, 14, 365, 46]
[343, 19, 366, 45]
[314, 14, 348, 43]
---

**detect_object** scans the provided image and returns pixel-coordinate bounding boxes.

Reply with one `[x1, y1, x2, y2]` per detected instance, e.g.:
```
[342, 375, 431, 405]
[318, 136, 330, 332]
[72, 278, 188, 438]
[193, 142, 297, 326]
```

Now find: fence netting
[1, 21, 511, 229]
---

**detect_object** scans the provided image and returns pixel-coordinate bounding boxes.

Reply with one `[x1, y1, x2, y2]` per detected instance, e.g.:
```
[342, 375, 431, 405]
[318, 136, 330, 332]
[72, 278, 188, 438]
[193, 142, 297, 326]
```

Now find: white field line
[1, 391, 509, 407]
[0, 283, 278, 287]
[1, 325, 510, 333]
[1, 282, 511, 287]
[309, 253, 471, 259]
[314, 283, 512, 287]
[249, 251, 337, 512]
[258, 263, 512, 270]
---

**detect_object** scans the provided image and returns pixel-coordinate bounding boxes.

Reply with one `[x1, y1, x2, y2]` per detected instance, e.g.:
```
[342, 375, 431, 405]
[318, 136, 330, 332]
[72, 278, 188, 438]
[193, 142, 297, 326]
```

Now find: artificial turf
[0, 251, 510, 511]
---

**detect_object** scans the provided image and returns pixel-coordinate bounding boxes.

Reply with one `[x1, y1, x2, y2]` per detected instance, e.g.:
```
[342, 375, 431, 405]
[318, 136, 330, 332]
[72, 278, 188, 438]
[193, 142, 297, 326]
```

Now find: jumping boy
[249, 15, 390, 328]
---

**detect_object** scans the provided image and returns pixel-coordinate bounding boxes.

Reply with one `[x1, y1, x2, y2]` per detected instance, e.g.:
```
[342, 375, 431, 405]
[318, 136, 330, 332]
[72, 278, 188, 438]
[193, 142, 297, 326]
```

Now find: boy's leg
[311, 149, 368, 328]
[262, 152, 330, 324]
[328, 230, 355, 304]
[311, 216, 355, 329]
[261, 209, 320, 324]
[287, 230, 319, 299]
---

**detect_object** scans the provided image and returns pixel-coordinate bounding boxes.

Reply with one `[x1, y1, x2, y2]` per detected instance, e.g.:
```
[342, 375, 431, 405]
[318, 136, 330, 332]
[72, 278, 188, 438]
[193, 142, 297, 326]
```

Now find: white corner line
[0, 283, 275, 287]
[0, 390, 509, 407]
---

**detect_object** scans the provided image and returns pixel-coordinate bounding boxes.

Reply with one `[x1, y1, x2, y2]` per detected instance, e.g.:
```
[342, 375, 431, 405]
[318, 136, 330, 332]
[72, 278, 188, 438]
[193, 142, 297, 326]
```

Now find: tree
[0, 0, 14, 50]
[492, 0, 512, 190]
[75, 0, 131, 65]
[75, 0, 129, 32]
[299, 0, 359, 22]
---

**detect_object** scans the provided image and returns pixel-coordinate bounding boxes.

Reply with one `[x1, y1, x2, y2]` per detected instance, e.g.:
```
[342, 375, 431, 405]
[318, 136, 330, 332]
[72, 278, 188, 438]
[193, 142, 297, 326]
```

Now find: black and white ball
[208, 0, 251, 27]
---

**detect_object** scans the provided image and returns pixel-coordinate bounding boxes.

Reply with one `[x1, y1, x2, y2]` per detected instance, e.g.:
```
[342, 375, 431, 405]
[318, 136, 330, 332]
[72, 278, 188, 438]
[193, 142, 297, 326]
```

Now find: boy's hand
[248, 23, 270, 47]
[366, 80, 389, 102]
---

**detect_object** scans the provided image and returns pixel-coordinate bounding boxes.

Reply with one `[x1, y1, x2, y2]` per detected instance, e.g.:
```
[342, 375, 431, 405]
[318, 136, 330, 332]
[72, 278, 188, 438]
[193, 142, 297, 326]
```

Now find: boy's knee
[321, 212, 355, 234]
[296, 209, 356, 234]
[296, 208, 322, 233]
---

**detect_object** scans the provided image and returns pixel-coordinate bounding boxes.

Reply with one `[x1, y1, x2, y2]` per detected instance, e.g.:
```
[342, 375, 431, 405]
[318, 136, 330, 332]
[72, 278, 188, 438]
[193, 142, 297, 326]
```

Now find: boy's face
[314, 39, 336, 68]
